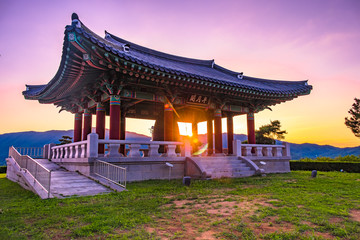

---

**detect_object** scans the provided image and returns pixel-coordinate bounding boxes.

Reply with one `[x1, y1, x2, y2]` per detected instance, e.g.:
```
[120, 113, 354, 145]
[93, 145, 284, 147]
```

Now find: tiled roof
[23, 14, 312, 103]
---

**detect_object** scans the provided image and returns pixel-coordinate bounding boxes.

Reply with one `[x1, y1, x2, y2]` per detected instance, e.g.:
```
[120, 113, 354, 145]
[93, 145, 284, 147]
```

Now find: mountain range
[1, 130, 359, 166]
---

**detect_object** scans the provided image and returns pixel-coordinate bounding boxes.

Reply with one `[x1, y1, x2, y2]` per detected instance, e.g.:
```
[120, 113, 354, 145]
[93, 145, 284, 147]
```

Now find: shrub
[0, 166, 7, 173]
[290, 161, 360, 173]
[297, 155, 360, 163]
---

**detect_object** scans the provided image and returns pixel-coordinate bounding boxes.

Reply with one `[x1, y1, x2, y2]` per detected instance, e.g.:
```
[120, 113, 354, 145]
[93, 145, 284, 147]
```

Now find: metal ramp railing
[9, 146, 51, 198]
[93, 160, 126, 189]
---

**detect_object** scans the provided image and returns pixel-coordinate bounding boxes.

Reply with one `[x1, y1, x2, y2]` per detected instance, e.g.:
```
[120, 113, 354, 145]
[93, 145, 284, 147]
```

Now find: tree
[255, 120, 287, 144]
[58, 135, 73, 145]
[345, 98, 360, 138]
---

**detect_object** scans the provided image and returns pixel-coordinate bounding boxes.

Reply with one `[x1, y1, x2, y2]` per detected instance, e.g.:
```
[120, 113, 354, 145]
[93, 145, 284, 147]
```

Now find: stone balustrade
[233, 140, 290, 158]
[51, 133, 184, 160]
[51, 141, 87, 159]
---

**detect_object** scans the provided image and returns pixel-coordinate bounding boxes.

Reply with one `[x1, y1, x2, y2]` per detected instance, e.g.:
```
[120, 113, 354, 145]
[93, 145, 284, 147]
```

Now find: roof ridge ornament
[237, 72, 244, 79]
[123, 44, 130, 53]
[211, 60, 215, 68]
[71, 13, 81, 28]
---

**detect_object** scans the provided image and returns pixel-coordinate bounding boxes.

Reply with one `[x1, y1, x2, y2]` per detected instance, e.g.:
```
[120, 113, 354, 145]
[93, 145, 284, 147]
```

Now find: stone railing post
[48, 143, 55, 159]
[43, 144, 49, 159]
[87, 133, 99, 158]
[233, 140, 242, 157]
[282, 142, 290, 157]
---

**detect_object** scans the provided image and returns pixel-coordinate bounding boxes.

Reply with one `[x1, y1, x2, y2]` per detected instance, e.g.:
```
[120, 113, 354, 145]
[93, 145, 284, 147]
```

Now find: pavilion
[22, 13, 312, 181]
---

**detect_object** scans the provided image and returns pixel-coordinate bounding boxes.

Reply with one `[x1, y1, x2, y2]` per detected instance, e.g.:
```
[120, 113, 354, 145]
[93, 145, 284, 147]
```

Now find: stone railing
[233, 140, 290, 158]
[15, 147, 44, 159]
[51, 140, 88, 160]
[51, 133, 184, 160]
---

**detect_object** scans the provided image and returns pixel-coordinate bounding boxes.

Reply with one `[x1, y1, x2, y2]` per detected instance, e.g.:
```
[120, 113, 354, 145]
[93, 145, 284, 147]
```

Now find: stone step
[200, 163, 247, 168]
[207, 166, 251, 172]
[190, 156, 256, 179]
[211, 170, 255, 178]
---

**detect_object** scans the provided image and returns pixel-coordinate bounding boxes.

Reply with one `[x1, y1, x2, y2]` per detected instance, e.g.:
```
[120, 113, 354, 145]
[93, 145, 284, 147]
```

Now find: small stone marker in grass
[183, 176, 191, 186]
[311, 170, 317, 178]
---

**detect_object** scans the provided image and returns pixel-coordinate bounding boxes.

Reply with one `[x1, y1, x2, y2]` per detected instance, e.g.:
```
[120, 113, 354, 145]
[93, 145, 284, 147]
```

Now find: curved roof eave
[23, 13, 312, 101]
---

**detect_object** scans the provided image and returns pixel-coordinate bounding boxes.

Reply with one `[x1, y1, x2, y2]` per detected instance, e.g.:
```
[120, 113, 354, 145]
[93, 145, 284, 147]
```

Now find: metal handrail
[93, 160, 126, 188]
[9, 146, 51, 198]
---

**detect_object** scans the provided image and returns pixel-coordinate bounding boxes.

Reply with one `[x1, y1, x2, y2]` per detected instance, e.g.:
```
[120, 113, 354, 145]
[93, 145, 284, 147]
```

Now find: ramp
[34, 159, 113, 198]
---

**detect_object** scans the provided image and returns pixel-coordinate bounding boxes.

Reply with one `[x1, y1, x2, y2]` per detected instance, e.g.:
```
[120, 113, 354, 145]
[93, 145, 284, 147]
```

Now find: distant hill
[1, 130, 359, 165]
[0, 130, 150, 166]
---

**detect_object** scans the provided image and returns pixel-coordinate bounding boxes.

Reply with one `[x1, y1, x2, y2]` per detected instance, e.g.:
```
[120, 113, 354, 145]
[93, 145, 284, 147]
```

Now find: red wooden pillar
[164, 103, 174, 141]
[110, 95, 121, 140]
[120, 111, 126, 155]
[214, 109, 223, 154]
[96, 103, 106, 154]
[247, 112, 256, 144]
[73, 112, 82, 142]
[227, 114, 234, 155]
[192, 122, 199, 153]
[82, 109, 92, 140]
[207, 116, 213, 155]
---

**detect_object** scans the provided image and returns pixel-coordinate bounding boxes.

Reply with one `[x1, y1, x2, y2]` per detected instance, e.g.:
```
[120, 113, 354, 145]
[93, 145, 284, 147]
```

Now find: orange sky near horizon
[0, 0, 359, 148]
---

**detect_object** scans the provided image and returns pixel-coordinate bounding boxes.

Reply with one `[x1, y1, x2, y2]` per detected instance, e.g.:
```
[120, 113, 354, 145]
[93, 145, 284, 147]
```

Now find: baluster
[167, 144, 177, 157]
[128, 144, 141, 157]
[80, 144, 86, 158]
[148, 144, 160, 157]
[69, 146, 74, 158]
[108, 143, 121, 157]
[263, 147, 273, 157]
[58, 148, 63, 159]
[242, 146, 252, 156]
[272, 147, 282, 157]
[64, 147, 69, 158]
[255, 146, 263, 157]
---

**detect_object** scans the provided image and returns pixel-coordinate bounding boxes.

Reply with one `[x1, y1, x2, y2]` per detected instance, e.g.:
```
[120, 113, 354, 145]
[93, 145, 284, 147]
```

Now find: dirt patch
[350, 209, 360, 222]
[195, 230, 217, 240]
[301, 220, 317, 228]
[250, 216, 294, 235]
[305, 231, 335, 239]
[152, 196, 285, 239]
[329, 217, 343, 224]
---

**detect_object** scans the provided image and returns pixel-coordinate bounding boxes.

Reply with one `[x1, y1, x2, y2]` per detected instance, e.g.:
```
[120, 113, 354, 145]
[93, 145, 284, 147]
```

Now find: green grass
[1, 171, 360, 239]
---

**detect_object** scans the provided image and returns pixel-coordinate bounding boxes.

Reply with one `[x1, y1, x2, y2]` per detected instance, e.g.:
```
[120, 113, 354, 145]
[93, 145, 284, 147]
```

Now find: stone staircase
[35, 159, 113, 198]
[191, 156, 256, 178]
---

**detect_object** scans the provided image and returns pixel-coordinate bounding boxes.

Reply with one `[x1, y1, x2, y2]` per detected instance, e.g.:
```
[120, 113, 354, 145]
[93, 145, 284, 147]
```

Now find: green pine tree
[255, 120, 287, 144]
[345, 98, 360, 138]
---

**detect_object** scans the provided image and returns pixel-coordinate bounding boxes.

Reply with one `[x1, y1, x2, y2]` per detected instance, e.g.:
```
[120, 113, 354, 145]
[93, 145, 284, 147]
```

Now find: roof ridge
[105, 31, 214, 67]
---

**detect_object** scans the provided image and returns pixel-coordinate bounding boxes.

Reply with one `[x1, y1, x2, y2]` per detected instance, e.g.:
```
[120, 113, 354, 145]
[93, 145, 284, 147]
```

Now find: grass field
[0, 171, 360, 239]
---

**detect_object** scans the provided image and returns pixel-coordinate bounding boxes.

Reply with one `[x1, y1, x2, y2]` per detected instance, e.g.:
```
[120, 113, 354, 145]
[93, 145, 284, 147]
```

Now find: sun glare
[177, 122, 193, 136]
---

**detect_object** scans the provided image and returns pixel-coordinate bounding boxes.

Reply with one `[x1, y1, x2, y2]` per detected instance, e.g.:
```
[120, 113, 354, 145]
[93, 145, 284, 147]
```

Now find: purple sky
[0, 0, 359, 147]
